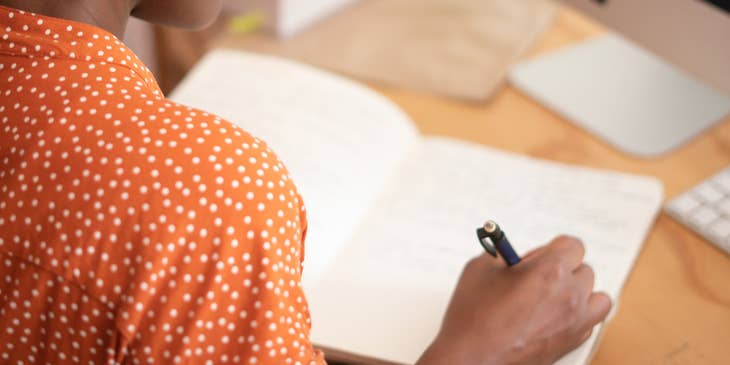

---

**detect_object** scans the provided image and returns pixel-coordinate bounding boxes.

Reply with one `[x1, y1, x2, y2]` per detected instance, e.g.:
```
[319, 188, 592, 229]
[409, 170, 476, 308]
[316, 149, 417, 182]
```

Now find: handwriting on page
[310, 137, 661, 365]
[334, 137, 662, 298]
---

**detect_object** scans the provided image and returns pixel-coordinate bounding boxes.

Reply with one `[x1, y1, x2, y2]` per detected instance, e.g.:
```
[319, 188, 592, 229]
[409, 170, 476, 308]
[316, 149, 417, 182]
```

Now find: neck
[0, 0, 134, 39]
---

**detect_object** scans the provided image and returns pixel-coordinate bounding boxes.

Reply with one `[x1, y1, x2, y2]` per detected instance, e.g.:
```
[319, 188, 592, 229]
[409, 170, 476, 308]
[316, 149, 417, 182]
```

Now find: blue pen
[476, 220, 521, 266]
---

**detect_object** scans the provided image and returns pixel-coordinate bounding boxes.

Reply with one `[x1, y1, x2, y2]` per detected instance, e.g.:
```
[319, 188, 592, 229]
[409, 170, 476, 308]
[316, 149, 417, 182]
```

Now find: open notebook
[170, 50, 664, 365]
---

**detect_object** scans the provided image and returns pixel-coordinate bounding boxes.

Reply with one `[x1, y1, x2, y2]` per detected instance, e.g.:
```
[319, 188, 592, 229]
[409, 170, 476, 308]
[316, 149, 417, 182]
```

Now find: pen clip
[476, 227, 498, 257]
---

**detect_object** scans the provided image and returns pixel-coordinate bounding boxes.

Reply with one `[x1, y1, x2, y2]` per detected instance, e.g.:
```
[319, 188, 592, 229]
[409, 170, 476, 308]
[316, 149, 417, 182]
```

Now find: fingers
[579, 329, 594, 343]
[562, 294, 609, 355]
[547, 235, 585, 271]
[571, 263, 605, 332]
[566, 328, 595, 354]
[521, 244, 550, 261]
[464, 252, 504, 274]
[572, 263, 595, 297]
[474, 251, 504, 267]
[583, 292, 612, 328]
[522, 235, 582, 262]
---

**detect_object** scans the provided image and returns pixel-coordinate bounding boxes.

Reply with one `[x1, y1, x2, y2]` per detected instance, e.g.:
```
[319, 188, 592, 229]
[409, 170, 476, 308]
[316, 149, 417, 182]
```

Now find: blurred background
[123, 0, 558, 96]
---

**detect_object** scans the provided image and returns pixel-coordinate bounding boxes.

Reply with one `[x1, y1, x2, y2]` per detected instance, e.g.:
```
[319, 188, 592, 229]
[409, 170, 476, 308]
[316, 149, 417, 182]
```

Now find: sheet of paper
[308, 137, 663, 364]
[170, 50, 420, 285]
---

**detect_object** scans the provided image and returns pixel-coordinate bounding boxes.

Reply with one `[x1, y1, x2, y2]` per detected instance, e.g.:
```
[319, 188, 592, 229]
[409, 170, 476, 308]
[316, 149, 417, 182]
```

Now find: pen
[476, 220, 521, 266]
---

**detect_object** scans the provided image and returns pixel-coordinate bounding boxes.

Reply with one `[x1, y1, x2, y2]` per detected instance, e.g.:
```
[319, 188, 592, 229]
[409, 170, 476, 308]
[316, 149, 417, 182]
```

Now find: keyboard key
[709, 218, 730, 240]
[664, 165, 730, 257]
[689, 206, 719, 229]
[713, 170, 730, 193]
[693, 182, 724, 203]
[667, 193, 701, 217]
[715, 234, 730, 252]
[717, 197, 730, 217]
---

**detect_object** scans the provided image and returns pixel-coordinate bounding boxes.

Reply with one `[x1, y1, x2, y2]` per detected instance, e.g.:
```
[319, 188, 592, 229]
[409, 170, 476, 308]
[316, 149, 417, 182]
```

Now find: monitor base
[509, 34, 730, 158]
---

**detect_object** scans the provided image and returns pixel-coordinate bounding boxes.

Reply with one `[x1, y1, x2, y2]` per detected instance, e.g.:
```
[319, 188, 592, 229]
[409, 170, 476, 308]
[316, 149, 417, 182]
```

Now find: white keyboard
[665, 166, 730, 255]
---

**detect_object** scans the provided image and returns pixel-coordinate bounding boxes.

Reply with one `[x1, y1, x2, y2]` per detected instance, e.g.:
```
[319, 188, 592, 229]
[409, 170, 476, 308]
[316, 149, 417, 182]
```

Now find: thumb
[521, 244, 550, 262]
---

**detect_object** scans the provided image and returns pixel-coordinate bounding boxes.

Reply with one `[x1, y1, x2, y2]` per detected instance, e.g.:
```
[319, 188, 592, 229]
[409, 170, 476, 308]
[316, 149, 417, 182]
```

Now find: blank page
[308, 137, 663, 364]
[170, 50, 420, 284]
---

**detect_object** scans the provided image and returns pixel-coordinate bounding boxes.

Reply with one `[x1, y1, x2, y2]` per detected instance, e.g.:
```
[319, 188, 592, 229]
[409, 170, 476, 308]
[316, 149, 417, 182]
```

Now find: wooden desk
[370, 8, 730, 364]
[217, 7, 730, 364]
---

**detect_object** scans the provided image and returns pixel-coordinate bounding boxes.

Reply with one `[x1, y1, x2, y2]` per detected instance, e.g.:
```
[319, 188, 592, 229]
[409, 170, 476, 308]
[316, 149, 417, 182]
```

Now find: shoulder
[109, 99, 318, 362]
[109, 94, 308, 253]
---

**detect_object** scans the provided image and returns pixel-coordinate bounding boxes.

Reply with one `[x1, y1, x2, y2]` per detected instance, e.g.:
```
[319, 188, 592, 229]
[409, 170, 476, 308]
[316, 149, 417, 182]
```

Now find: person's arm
[112, 107, 326, 365]
[417, 236, 611, 365]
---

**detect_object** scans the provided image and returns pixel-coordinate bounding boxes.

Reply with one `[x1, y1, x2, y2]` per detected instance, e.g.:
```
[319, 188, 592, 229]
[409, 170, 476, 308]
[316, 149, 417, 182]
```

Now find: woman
[0, 1, 611, 364]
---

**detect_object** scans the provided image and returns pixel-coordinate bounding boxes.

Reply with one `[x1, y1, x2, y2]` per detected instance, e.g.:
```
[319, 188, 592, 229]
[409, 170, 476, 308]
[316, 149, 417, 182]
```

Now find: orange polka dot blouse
[0, 5, 326, 365]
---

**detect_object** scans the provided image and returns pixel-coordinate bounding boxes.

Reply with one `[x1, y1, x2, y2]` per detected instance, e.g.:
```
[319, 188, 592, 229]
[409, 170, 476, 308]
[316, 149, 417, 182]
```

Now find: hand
[416, 236, 612, 365]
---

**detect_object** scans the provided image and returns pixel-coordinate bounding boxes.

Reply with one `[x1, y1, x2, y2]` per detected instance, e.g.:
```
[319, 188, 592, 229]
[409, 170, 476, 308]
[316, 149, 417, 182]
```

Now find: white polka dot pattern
[0, 5, 325, 364]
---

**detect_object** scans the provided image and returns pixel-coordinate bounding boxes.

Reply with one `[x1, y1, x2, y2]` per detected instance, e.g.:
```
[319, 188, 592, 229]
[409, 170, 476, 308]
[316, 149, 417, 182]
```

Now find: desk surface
[373, 8, 730, 364]
[218, 7, 730, 364]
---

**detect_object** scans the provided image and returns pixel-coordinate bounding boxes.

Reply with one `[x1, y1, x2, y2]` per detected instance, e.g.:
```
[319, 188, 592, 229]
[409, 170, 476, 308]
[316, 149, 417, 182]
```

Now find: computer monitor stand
[509, 34, 730, 157]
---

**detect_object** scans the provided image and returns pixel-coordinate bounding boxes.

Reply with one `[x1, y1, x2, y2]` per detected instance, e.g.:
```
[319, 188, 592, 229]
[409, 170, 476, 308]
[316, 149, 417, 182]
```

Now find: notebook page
[308, 137, 663, 364]
[170, 50, 420, 285]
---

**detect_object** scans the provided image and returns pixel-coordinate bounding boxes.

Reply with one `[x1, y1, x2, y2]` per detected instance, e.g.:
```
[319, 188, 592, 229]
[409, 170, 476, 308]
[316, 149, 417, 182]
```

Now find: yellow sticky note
[227, 12, 265, 34]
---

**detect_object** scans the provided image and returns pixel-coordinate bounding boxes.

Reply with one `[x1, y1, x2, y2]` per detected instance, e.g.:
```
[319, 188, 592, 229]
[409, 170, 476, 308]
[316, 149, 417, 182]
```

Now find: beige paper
[217, 0, 556, 100]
